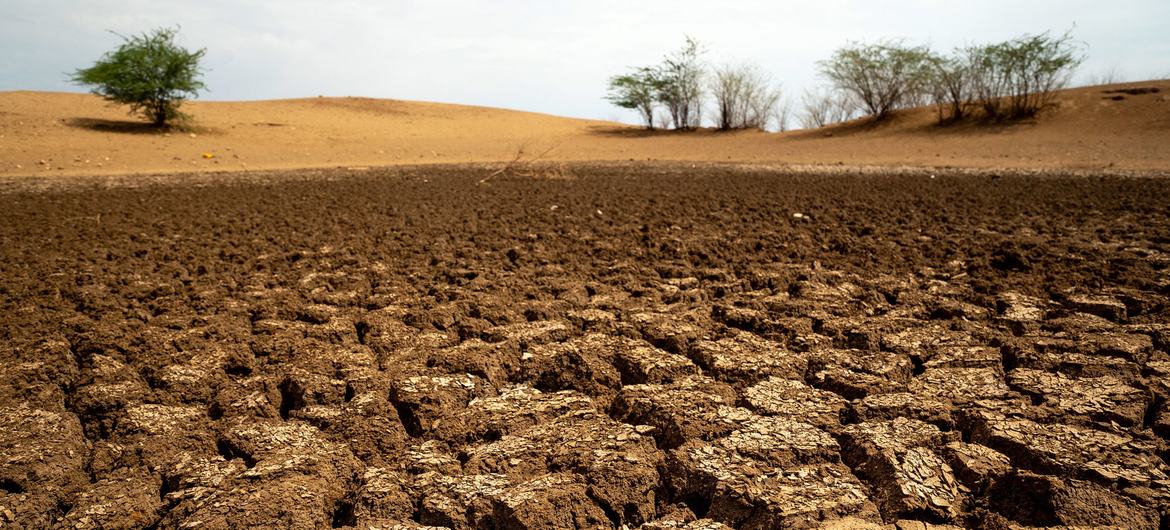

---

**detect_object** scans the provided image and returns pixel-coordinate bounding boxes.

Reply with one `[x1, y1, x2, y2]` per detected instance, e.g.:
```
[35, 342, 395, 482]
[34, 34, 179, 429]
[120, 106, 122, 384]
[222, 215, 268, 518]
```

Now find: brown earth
[2, 162, 1170, 529]
[2, 80, 1170, 178]
[3, 80, 1170, 528]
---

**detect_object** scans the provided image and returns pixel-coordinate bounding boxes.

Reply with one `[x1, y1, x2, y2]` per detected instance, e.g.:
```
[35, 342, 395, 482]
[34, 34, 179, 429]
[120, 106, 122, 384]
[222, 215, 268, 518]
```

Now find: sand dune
[1, 80, 1168, 177]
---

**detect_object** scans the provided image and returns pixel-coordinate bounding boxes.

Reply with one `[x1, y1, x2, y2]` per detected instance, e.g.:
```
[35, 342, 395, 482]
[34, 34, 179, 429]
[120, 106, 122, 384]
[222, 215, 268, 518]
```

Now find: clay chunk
[840, 418, 963, 522]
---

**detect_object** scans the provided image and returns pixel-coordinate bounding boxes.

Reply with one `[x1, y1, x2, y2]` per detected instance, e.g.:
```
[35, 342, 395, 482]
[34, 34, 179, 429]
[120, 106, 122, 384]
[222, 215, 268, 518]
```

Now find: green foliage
[72, 27, 206, 127]
[966, 31, 1084, 120]
[928, 53, 975, 122]
[657, 36, 706, 129]
[606, 68, 663, 130]
[605, 36, 707, 130]
[819, 31, 1083, 125]
[818, 41, 934, 121]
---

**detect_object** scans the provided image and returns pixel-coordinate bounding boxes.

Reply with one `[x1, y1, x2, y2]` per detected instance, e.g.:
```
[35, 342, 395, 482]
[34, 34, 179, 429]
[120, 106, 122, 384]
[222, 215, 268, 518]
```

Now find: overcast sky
[1, 0, 1167, 123]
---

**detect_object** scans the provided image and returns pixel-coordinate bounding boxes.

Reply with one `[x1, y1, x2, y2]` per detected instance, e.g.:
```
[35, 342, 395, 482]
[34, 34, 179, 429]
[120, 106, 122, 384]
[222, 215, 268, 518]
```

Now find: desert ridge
[1, 80, 1168, 177]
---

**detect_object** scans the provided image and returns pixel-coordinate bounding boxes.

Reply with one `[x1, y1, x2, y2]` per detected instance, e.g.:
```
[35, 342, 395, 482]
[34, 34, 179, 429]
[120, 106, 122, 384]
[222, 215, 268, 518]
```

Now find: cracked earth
[1, 164, 1169, 529]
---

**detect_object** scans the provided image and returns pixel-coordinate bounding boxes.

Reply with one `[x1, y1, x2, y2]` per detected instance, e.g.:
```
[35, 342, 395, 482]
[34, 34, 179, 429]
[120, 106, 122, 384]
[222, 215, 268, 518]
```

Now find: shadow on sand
[65, 117, 169, 135]
[586, 124, 763, 139]
[782, 110, 1038, 142]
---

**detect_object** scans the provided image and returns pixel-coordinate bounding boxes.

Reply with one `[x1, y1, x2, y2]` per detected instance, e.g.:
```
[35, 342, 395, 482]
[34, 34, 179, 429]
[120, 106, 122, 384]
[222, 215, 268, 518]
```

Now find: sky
[1, 0, 1167, 124]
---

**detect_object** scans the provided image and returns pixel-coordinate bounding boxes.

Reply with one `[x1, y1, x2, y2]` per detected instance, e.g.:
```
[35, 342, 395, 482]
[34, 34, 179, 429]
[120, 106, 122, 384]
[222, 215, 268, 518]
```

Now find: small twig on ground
[63, 214, 102, 224]
[478, 142, 571, 185]
[479, 142, 532, 185]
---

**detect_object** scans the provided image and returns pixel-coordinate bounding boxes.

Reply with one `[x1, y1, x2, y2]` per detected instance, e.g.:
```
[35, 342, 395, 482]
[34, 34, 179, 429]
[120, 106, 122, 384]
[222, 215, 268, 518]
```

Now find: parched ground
[2, 80, 1169, 177]
[2, 163, 1170, 529]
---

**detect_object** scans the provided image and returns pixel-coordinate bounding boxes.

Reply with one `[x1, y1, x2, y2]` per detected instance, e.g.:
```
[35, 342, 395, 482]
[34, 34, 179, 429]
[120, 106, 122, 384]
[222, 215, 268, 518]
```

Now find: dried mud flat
[2, 163, 1170, 529]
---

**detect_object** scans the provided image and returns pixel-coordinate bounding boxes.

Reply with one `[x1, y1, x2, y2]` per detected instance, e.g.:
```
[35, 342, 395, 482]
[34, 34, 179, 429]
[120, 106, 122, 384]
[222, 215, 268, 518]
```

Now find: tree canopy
[72, 27, 206, 127]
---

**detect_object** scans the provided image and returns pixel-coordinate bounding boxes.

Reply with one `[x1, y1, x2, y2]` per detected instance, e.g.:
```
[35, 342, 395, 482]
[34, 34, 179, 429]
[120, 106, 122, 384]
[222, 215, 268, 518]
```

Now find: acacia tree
[818, 41, 933, 121]
[799, 88, 857, 129]
[606, 68, 662, 129]
[657, 36, 706, 129]
[929, 53, 975, 122]
[72, 27, 206, 127]
[967, 31, 1083, 119]
[711, 63, 781, 130]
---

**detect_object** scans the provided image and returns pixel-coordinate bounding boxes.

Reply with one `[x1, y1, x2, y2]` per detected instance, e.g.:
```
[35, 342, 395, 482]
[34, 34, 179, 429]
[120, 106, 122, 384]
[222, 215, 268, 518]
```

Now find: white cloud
[1, 0, 1167, 122]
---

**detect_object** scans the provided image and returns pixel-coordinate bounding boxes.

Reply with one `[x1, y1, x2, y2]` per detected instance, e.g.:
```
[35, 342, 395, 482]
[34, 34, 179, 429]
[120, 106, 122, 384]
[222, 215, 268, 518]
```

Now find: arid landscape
[2, 79, 1170, 530]
[2, 80, 1170, 178]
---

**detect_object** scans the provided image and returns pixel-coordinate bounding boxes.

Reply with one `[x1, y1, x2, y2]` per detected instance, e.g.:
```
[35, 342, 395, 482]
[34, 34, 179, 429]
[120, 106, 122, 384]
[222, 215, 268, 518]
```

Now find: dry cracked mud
[2, 163, 1170, 529]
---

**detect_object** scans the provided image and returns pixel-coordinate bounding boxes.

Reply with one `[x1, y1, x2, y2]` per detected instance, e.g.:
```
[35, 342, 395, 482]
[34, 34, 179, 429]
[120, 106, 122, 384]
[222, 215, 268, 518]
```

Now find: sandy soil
[2, 81, 1169, 178]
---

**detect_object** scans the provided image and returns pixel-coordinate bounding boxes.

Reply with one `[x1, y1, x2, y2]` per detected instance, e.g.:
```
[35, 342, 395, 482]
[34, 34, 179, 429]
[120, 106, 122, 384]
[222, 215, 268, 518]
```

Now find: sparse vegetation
[1083, 65, 1125, 87]
[928, 54, 975, 122]
[812, 31, 1082, 126]
[657, 36, 707, 130]
[608, 29, 1084, 131]
[604, 36, 709, 130]
[606, 68, 662, 130]
[799, 88, 857, 129]
[773, 95, 794, 132]
[710, 63, 782, 130]
[72, 27, 206, 127]
[965, 31, 1084, 120]
[818, 41, 934, 121]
